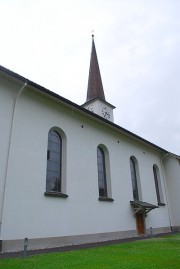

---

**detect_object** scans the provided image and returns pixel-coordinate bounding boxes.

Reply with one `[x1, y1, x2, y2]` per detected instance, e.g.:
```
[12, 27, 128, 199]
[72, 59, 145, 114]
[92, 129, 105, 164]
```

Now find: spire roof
[86, 35, 106, 102]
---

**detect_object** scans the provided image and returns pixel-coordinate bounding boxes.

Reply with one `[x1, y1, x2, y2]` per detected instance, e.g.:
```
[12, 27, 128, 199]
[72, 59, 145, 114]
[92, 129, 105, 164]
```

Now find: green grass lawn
[0, 233, 179, 269]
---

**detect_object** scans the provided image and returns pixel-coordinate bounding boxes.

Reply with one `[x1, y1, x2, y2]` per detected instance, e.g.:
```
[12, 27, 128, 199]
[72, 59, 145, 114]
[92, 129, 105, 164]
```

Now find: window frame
[153, 164, 165, 206]
[45, 127, 68, 198]
[97, 145, 114, 202]
[130, 156, 141, 201]
[97, 146, 108, 198]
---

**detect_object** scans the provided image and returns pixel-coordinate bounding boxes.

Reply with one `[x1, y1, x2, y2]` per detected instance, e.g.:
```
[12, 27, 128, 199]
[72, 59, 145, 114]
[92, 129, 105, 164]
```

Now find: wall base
[171, 226, 180, 232]
[1, 226, 176, 253]
[146, 226, 172, 236]
[2, 230, 137, 253]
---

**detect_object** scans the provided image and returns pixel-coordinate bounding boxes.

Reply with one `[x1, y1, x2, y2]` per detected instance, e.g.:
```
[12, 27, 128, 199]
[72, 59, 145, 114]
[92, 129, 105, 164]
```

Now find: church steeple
[86, 35, 105, 102]
[82, 35, 115, 122]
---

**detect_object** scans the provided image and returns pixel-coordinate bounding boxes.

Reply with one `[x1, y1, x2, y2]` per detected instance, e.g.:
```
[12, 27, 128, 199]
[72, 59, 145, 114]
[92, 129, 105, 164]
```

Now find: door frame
[136, 213, 145, 235]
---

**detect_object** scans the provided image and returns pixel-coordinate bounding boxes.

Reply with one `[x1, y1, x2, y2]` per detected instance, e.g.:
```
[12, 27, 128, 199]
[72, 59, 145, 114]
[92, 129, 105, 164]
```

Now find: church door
[136, 213, 145, 235]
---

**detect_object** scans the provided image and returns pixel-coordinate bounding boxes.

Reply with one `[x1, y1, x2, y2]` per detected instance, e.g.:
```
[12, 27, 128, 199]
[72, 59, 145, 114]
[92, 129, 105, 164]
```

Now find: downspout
[0, 82, 27, 240]
[160, 152, 172, 231]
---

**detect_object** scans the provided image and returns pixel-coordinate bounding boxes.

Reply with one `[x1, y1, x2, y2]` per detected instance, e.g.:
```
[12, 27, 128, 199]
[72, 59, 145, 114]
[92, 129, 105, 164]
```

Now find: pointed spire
[86, 35, 106, 102]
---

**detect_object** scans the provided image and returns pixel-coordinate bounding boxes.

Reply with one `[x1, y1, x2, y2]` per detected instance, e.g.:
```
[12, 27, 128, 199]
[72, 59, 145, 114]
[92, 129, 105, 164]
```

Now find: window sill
[44, 191, 68, 198]
[98, 197, 114, 202]
[158, 202, 166, 206]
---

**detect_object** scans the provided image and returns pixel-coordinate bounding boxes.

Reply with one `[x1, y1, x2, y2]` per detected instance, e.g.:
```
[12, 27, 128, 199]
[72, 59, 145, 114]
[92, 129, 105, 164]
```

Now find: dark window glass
[97, 147, 107, 197]
[153, 165, 161, 203]
[130, 157, 139, 201]
[46, 130, 62, 192]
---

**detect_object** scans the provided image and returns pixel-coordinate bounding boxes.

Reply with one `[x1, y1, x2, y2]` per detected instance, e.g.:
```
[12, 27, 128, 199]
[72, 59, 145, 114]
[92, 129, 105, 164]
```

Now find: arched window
[97, 147, 107, 197]
[46, 129, 62, 193]
[153, 165, 164, 205]
[130, 157, 139, 201]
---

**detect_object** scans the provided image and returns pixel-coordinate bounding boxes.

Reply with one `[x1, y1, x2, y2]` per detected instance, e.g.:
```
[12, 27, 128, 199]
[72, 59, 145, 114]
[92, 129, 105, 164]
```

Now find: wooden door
[136, 213, 145, 235]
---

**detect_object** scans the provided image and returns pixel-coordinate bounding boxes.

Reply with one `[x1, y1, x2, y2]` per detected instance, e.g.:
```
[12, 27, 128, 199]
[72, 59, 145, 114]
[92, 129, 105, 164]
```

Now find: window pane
[46, 130, 62, 192]
[153, 166, 161, 203]
[49, 162, 60, 172]
[50, 141, 60, 152]
[97, 147, 107, 197]
[130, 158, 139, 201]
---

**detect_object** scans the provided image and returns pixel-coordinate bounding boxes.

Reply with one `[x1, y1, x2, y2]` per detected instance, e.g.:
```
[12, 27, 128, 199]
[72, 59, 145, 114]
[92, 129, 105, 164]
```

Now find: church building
[0, 36, 179, 252]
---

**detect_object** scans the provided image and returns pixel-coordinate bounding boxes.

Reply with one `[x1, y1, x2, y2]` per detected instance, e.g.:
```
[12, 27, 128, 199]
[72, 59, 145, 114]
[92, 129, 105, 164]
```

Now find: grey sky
[0, 0, 180, 154]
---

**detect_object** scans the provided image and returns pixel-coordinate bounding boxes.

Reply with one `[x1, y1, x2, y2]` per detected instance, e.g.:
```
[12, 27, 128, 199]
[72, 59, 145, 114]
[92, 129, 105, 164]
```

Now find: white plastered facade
[0, 72, 179, 252]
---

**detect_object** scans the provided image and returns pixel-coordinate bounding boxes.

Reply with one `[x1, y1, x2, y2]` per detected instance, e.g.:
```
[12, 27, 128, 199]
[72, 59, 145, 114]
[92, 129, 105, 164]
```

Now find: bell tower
[82, 35, 115, 122]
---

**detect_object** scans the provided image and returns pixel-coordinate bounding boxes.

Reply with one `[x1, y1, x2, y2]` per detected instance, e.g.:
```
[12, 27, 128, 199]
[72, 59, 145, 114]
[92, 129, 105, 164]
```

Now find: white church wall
[113, 136, 170, 232]
[163, 156, 180, 229]
[0, 83, 172, 251]
[0, 76, 23, 235]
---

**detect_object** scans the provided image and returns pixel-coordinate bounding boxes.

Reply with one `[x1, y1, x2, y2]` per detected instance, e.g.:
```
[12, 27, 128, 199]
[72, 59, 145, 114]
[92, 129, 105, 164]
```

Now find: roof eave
[0, 65, 169, 155]
[82, 97, 116, 109]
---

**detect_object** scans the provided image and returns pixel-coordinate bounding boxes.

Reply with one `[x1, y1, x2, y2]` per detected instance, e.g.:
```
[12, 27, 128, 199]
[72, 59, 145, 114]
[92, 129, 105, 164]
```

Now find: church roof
[0, 64, 171, 155]
[86, 35, 105, 102]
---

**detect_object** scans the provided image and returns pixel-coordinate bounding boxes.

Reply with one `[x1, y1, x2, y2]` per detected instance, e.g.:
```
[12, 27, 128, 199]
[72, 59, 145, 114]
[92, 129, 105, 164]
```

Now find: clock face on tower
[101, 106, 110, 119]
[87, 105, 94, 112]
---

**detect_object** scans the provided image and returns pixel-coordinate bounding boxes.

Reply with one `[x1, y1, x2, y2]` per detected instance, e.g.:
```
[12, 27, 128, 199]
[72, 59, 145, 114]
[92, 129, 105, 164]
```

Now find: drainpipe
[160, 152, 172, 231]
[0, 82, 27, 240]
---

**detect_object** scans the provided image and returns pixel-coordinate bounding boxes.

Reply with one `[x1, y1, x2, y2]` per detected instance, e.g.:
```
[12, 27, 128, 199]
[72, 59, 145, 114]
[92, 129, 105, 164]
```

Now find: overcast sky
[0, 0, 180, 154]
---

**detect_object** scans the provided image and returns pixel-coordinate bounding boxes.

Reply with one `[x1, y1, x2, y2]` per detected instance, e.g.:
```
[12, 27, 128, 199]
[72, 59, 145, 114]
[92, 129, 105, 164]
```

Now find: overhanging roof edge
[0, 65, 170, 155]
